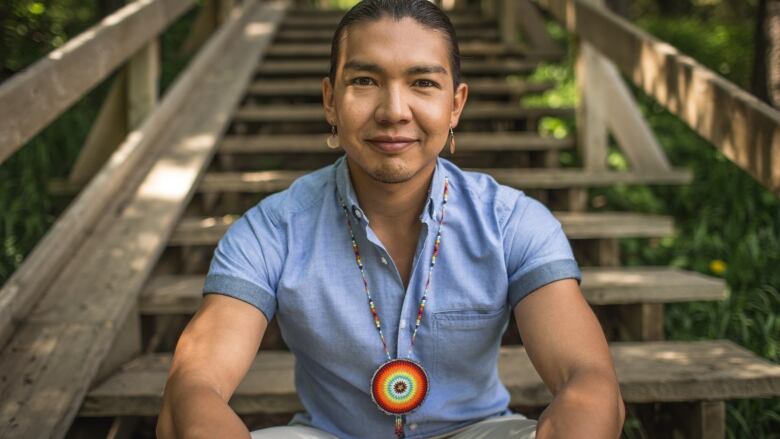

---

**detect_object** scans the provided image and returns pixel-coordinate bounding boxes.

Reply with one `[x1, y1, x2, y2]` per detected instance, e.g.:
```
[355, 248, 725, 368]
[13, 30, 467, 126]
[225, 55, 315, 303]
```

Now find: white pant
[250, 414, 536, 438]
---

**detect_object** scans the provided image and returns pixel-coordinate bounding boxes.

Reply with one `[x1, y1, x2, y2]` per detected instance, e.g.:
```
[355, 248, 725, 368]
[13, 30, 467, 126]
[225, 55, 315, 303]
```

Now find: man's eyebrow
[342, 61, 448, 76]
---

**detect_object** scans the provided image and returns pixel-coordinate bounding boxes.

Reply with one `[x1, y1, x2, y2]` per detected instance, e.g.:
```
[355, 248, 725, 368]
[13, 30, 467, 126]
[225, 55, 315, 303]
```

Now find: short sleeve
[503, 196, 581, 310]
[202, 203, 284, 321]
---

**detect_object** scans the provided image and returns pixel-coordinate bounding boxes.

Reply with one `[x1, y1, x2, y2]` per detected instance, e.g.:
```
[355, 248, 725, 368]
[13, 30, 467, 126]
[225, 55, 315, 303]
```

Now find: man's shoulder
[441, 158, 525, 217]
[250, 162, 335, 224]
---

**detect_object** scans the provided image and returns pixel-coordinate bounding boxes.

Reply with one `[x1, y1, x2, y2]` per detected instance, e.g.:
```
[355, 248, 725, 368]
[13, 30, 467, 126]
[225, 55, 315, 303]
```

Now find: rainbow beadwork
[338, 174, 449, 439]
[371, 358, 430, 415]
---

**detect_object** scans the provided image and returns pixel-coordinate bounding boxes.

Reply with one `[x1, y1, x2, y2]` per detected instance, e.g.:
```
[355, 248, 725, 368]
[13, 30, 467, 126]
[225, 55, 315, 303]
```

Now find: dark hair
[328, 0, 461, 90]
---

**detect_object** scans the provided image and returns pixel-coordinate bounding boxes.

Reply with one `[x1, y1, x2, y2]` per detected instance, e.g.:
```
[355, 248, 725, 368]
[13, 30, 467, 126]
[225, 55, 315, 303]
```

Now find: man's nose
[375, 84, 412, 124]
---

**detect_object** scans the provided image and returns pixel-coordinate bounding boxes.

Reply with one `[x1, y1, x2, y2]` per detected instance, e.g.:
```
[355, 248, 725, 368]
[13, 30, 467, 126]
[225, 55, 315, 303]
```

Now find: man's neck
[346, 156, 436, 230]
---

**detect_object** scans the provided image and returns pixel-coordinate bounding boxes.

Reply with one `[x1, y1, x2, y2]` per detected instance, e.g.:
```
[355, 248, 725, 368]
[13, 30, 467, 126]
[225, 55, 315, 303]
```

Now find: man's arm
[157, 294, 268, 439]
[514, 278, 625, 439]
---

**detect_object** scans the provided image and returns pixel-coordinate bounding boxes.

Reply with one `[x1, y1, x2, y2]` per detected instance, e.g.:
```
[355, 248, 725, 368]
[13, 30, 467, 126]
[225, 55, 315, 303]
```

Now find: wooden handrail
[0, 0, 235, 347]
[536, 0, 780, 195]
[0, 0, 196, 166]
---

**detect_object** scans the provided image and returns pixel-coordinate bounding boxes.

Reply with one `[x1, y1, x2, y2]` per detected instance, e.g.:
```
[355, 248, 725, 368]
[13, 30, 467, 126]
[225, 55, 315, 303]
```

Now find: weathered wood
[67, 73, 129, 185]
[247, 78, 554, 98]
[275, 28, 501, 42]
[265, 41, 528, 58]
[616, 303, 665, 341]
[582, 42, 671, 171]
[0, 0, 197, 166]
[0, 3, 285, 438]
[95, 305, 142, 383]
[233, 103, 574, 122]
[0, 0, 256, 350]
[516, 0, 563, 57]
[79, 340, 780, 416]
[576, 39, 608, 170]
[139, 267, 725, 315]
[280, 15, 492, 28]
[256, 59, 538, 76]
[536, 0, 780, 194]
[168, 211, 673, 246]
[127, 40, 160, 129]
[499, 0, 518, 44]
[669, 400, 726, 439]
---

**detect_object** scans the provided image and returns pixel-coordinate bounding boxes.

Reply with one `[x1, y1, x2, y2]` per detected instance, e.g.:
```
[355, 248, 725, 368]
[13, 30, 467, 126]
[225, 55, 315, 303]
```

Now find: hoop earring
[449, 126, 456, 155]
[327, 125, 340, 149]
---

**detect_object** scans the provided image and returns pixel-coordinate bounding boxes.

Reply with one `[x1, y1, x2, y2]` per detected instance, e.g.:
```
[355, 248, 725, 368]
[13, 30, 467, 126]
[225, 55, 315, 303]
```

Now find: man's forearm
[535, 368, 625, 439]
[157, 373, 251, 439]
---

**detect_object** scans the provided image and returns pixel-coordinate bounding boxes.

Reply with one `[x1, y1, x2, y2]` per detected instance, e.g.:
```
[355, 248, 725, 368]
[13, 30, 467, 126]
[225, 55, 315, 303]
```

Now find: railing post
[499, 0, 518, 44]
[575, 42, 608, 171]
[481, 0, 496, 17]
[127, 40, 160, 130]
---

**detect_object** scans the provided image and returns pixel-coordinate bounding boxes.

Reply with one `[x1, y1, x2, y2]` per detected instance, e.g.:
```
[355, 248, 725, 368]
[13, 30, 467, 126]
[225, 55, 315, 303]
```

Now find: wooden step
[139, 267, 725, 315]
[247, 78, 554, 98]
[220, 132, 573, 154]
[275, 28, 500, 42]
[256, 59, 538, 77]
[281, 15, 494, 29]
[193, 169, 692, 194]
[232, 103, 574, 123]
[79, 340, 780, 416]
[168, 212, 674, 246]
[266, 42, 529, 58]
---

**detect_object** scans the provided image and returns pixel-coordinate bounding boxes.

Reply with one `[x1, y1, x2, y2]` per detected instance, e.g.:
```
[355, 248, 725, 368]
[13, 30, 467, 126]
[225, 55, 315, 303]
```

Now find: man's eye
[351, 77, 375, 86]
[414, 79, 439, 88]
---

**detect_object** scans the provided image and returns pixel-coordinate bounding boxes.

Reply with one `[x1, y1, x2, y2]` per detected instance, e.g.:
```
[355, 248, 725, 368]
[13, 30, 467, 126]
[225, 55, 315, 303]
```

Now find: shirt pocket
[431, 307, 509, 395]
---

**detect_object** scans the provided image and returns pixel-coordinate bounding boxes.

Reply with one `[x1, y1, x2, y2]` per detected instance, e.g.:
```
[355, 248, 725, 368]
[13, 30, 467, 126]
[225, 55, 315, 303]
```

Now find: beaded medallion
[338, 173, 449, 439]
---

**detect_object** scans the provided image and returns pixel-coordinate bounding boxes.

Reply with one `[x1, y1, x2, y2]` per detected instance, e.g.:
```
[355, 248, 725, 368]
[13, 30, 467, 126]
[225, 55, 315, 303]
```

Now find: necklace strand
[338, 176, 449, 360]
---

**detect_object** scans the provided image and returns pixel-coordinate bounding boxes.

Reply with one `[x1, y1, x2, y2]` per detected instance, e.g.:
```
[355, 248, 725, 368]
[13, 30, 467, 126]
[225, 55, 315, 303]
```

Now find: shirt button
[380, 256, 388, 265]
[409, 423, 417, 431]
[352, 206, 362, 219]
[400, 319, 407, 329]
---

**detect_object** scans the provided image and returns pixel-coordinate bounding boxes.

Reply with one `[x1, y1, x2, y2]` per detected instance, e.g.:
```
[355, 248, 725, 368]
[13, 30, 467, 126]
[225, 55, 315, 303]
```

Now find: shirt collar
[334, 154, 447, 226]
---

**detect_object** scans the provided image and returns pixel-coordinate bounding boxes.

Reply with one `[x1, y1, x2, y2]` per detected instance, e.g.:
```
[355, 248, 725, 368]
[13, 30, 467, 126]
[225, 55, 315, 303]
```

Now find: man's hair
[328, 0, 462, 90]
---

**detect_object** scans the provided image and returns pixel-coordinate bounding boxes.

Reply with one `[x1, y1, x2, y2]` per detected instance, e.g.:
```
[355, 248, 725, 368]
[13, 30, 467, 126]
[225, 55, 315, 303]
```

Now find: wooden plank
[583, 43, 671, 172]
[500, 0, 518, 44]
[232, 103, 574, 122]
[247, 78, 554, 97]
[0, 0, 262, 349]
[274, 28, 500, 42]
[168, 211, 674, 246]
[67, 73, 129, 185]
[265, 42, 528, 58]
[536, 0, 780, 194]
[256, 59, 538, 76]
[0, 0, 196, 166]
[50, 166, 690, 198]
[138, 267, 725, 314]
[219, 132, 573, 153]
[0, 3, 285, 438]
[78, 340, 780, 416]
[280, 15, 493, 28]
[516, 0, 563, 57]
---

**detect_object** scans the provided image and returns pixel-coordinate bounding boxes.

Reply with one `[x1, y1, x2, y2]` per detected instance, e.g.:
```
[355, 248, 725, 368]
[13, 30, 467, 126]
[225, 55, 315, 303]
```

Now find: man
[156, 1, 625, 438]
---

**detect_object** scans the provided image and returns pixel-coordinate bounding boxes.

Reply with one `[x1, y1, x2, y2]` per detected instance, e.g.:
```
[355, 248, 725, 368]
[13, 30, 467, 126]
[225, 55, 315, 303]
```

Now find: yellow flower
[709, 259, 727, 275]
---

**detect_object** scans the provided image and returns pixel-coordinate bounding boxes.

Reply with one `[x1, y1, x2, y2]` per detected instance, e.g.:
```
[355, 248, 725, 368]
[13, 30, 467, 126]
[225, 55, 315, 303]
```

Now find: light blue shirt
[203, 154, 581, 439]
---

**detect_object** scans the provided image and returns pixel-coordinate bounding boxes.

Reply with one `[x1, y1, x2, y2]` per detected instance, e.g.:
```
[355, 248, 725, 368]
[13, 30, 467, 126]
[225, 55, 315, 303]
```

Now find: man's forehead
[338, 18, 450, 72]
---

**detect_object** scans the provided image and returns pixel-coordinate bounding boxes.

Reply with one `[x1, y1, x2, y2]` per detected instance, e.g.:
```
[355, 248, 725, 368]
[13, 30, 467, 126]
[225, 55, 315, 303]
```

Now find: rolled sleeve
[504, 196, 581, 310]
[203, 202, 284, 322]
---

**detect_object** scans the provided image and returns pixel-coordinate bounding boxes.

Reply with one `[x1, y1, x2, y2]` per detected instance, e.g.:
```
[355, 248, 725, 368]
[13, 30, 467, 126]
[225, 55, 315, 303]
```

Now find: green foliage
[525, 13, 780, 438]
[0, 2, 199, 285]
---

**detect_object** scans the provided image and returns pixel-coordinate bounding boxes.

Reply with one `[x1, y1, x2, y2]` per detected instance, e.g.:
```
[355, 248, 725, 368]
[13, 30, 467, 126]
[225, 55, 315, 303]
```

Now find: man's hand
[514, 279, 625, 438]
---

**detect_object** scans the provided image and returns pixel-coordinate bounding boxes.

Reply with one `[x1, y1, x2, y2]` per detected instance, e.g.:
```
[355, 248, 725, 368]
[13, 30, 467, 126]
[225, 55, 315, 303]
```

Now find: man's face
[322, 17, 468, 184]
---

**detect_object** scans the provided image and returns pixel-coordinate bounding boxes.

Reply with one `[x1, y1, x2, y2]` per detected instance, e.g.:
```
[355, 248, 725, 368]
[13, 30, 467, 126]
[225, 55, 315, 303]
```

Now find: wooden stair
[4, 3, 770, 439]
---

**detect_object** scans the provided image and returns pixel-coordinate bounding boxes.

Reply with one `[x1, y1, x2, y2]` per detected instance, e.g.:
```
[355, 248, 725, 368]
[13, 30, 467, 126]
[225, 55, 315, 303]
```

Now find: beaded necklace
[337, 175, 449, 439]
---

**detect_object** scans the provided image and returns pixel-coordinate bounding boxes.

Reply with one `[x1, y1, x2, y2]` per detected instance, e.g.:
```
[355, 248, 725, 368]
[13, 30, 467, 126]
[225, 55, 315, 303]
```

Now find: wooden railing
[0, 0, 237, 347]
[531, 0, 780, 195]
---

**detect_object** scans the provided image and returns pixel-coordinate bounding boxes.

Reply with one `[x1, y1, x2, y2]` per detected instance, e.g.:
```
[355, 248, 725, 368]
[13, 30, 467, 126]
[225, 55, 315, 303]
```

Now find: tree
[752, 0, 780, 107]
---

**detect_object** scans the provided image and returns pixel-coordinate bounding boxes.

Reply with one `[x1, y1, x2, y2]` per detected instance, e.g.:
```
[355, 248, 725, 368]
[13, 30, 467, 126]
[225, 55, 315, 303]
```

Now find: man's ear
[449, 82, 469, 129]
[322, 76, 337, 125]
